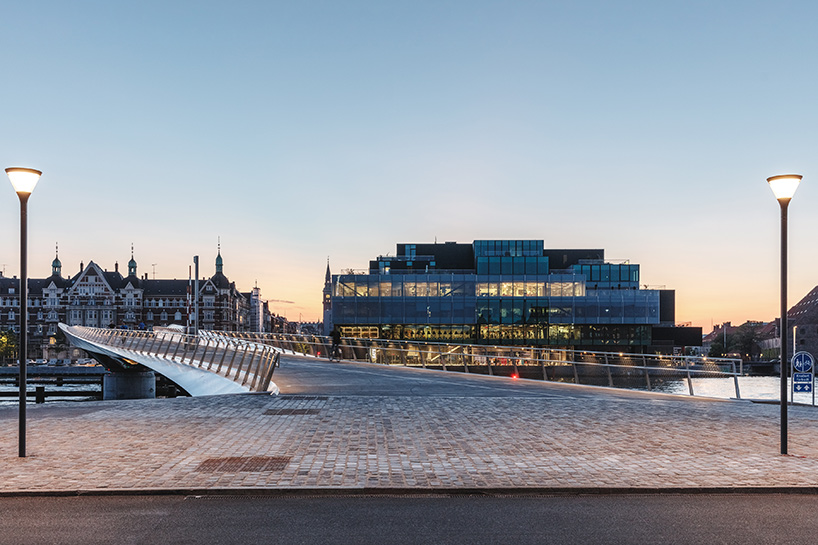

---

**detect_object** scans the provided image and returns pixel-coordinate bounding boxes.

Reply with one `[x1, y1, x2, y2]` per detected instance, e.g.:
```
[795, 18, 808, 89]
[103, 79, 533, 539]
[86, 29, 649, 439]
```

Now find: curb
[4, 486, 818, 498]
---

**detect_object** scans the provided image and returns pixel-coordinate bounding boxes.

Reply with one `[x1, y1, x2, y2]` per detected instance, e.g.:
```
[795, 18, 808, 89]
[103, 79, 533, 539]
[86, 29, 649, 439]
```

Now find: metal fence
[210, 332, 743, 398]
[74, 327, 280, 393]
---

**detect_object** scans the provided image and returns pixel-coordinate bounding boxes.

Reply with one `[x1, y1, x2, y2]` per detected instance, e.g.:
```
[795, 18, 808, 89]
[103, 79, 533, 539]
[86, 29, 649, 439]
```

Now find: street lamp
[6, 167, 42, 458]
[767, 173, 802, 456]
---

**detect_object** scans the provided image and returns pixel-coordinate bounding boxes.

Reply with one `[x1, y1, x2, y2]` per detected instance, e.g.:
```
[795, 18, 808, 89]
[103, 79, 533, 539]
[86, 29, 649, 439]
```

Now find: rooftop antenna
[151, 264, 157, 279]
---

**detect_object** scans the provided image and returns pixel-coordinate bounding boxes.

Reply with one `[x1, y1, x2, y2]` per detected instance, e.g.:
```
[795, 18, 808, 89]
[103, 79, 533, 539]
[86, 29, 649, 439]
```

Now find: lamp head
[767, 174, 802, 202]
[5, 167, 42, 195]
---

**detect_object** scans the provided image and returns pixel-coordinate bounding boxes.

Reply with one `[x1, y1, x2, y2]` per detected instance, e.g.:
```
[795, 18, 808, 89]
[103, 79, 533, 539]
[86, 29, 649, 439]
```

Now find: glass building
[324, 240, 700, 352]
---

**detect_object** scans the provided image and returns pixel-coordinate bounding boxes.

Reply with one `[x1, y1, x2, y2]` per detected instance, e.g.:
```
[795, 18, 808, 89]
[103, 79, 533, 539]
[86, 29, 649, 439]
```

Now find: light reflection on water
[0, 383, 101, 405]
[644, 376, 815, 403]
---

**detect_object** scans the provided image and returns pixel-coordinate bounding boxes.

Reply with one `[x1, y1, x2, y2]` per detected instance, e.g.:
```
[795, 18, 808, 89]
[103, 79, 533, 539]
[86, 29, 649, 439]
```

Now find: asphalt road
[1, 493, 815, 545]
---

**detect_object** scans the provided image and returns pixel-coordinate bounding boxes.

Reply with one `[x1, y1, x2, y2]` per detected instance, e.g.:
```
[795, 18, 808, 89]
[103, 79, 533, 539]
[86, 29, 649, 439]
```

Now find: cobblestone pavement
[2, 361, 818, 493]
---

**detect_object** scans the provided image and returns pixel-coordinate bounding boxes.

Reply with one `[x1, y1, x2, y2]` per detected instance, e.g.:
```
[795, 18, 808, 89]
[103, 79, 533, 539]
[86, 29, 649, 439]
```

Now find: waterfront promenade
[2, 355, 818, 494]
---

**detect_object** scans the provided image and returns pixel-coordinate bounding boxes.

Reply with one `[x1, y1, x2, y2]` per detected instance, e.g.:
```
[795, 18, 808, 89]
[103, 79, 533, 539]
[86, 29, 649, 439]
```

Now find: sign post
[791, 351, 815, 405]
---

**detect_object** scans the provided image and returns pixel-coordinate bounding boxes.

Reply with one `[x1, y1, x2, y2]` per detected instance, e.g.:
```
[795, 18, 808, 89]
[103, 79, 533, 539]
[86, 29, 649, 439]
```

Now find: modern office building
[323, 240, 700, 352]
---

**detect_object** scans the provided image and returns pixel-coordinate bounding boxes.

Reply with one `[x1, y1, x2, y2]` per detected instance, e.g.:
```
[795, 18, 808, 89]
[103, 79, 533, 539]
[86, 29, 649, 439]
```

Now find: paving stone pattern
[3, 388, 818, 493]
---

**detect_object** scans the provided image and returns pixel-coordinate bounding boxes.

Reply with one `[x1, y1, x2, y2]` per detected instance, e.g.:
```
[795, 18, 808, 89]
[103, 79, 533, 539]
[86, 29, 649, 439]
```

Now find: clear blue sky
[2, 0, 817, 328]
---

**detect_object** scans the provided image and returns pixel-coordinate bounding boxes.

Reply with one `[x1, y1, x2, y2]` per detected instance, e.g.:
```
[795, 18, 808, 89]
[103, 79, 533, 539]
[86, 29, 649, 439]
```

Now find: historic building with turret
[0, 248, 271, 357]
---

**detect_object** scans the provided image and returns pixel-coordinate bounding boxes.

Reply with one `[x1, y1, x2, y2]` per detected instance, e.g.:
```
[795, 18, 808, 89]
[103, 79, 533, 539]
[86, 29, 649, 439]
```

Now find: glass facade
[571, 263, 640, 290]
[330, 240, 663, 349]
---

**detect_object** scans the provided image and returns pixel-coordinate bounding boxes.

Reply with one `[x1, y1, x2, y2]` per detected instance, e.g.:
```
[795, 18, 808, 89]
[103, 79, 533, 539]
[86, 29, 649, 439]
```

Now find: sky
[2, 0, 818, 329]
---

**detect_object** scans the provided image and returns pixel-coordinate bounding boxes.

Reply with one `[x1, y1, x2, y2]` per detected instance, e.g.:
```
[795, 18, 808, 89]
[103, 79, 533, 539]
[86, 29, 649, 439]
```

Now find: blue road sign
[792, 351, 815, 374]
[794, 383, 813, 393]
[794, 373, 813, 383]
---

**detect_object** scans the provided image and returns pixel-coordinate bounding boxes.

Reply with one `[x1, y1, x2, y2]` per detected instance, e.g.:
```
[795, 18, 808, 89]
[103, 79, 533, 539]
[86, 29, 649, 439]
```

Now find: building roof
[142, 279, 190, 296]
[211, 272, 231, 290]
[0, 277, 18, 295]
[788, 285, 818, 326]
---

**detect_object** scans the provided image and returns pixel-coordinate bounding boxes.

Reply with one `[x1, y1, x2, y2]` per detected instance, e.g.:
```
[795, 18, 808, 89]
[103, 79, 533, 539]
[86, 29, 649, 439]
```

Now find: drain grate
[264, 408, 321, 416]
[196, 456, 291, 473]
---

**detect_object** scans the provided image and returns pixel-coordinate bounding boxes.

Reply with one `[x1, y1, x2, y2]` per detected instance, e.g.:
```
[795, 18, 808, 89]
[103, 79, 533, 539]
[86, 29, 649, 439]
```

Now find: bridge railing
[73, 326, 280, 393]
[209, 332, 743, 398]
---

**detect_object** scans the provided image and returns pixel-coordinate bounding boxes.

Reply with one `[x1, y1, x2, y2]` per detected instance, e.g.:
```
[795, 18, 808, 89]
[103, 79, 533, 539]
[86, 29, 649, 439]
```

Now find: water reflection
[641, 376, 813, 402]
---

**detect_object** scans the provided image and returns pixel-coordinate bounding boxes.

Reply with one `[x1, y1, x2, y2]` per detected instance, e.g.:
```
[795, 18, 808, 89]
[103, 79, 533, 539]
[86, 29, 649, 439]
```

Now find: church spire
[51, 243, 62, 276]
[128, 243, 137, 276]
[215, 237, 223, 274]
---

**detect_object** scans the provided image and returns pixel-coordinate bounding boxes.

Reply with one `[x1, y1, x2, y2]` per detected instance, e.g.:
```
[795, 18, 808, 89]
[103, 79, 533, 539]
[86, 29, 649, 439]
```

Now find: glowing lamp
[767, 174, 802, 202]
[6, 167, 42, 195]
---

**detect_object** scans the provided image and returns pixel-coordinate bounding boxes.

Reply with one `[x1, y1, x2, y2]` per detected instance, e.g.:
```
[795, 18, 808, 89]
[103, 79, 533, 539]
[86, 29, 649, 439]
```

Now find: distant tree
[708, 337, 727, 358]
[49, 328, 68, 348]
[731, 322, 761, 360]
[0, 329, 18, 363]
[709, 322, 762, 360]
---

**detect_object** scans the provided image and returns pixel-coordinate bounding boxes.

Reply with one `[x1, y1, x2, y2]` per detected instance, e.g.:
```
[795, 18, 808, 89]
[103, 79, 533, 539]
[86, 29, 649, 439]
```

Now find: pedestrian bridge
[59, 324, 280, 397]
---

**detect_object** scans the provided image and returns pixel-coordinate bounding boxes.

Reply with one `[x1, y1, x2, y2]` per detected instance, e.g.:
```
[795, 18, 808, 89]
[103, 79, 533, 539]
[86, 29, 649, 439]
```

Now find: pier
[0, 365, 106, 402]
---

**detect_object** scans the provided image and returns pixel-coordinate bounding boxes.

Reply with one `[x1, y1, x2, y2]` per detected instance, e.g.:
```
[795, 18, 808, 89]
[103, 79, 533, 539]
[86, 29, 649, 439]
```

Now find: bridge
[62, 321, 743, 400]
[59, 324, 280, 399]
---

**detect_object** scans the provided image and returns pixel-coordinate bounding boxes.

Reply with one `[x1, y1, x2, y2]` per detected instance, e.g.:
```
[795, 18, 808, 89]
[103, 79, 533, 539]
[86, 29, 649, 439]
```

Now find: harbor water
[0, 383, 102, 405]
[639, 375, 814, 403]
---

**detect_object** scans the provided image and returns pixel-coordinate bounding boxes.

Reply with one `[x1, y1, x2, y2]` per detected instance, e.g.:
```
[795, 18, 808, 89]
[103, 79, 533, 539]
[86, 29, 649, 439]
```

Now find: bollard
[35, 386, 45, 404]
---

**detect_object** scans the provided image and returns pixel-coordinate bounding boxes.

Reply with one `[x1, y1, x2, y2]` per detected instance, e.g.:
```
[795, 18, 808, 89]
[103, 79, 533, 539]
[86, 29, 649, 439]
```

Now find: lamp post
[767, 173, 802, 456]
[6, 167, 42, 458]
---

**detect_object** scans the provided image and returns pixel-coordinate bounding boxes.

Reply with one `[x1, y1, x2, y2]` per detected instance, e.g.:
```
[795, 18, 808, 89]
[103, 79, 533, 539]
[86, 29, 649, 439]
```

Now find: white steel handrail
[217, 331, 743, 398]
[61, 325, 280, 394]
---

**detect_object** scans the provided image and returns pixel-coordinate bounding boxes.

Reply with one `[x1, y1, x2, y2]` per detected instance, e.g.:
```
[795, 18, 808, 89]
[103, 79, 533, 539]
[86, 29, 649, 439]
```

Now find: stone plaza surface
[2, 359, 818, 494]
